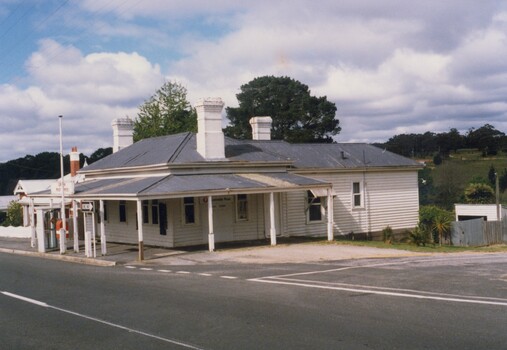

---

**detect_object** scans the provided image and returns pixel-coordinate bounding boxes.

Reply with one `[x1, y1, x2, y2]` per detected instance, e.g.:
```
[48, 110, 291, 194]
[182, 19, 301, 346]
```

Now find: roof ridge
[167, 132, 193, 163]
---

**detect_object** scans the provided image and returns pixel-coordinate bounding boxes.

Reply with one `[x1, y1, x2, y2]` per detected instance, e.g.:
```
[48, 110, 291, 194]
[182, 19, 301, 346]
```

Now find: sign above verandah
[50, 179, 75, 195]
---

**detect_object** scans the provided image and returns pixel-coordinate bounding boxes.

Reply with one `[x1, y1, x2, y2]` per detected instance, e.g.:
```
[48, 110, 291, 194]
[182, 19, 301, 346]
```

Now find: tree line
[376, 124, 507, 159]
[0, 148, 111, 196]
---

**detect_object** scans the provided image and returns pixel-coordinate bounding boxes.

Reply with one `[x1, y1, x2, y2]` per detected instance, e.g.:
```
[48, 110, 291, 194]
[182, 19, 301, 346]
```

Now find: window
[307, 191, 322, 222]
[119, 200, 127, 223]
[142, 200, 149, 224]
[236, 194, 248, 221]
[151, 200, 159, 225]
[183, 197, 196, 224]
[353, 182, 362, 208]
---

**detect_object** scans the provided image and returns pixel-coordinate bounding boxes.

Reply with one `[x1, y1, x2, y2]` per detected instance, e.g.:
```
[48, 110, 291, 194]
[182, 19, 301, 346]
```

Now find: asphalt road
[1, 252, 506, 349]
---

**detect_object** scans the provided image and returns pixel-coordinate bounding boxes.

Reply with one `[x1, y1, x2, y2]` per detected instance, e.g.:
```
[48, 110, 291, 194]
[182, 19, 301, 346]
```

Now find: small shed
[455, 204, 507, 222]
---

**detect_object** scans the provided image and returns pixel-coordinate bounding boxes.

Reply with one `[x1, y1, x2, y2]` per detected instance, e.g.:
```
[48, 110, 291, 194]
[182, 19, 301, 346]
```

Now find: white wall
[455, 204, 506, 221]
[0, 226, 31, 238]
[285, 170, 420, 237]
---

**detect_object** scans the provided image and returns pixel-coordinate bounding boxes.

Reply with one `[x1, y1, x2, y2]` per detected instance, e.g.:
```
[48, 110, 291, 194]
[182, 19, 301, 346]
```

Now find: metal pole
[59, 115, 67, 254]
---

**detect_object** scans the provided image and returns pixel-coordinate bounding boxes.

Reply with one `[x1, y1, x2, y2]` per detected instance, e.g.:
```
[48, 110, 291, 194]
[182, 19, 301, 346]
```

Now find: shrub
[382, 226, 393, 244]
[409, 223, 433, 246]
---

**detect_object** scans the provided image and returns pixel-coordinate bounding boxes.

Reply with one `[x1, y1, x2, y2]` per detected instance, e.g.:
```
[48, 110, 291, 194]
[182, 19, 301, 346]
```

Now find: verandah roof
[69, 173, 330, 200]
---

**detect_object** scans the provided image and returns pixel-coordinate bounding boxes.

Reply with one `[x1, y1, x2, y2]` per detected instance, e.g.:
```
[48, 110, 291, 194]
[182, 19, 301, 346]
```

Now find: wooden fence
[451, 219, 507, 247]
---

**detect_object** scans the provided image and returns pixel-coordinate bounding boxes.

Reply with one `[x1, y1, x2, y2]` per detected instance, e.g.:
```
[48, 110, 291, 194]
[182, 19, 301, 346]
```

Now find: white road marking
[259, 254, 507, 280]
[176, 271, 190, 274]
[125, 266, 136, 269]
[267, 276, 507, 302]
[158, 269, 172, 273]
[220, 276, 237, 280]
[140, 268, 153, 271]
[1, 291, 205, 350]
[2, 291, 49, 307]
[248, 278, 507, 306]
[198, 273, 212, 277]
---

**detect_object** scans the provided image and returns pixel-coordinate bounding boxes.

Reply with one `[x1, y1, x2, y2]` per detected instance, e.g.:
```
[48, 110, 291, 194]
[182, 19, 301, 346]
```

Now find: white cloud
[0, 40, 164, 161]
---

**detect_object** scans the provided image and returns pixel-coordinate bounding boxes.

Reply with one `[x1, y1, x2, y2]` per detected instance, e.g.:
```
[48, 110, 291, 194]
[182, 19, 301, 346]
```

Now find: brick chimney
[249, 116, 272, 140]
[195, 98, 225, 159]
[70, 146, 80, 177]
[111, 116, 134, 153]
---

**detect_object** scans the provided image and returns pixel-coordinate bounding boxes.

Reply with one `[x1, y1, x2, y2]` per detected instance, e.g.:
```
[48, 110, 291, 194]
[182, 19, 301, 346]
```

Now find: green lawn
[329, 239, 507, 253]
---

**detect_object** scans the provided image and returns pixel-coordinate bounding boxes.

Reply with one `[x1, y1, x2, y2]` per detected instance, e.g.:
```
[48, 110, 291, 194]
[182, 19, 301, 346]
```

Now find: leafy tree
[435, 128, 464, 156]
[464, 183, 495, 204]
[134, 81, 197, 142]
[4, 201, 22, 227]
[419, 205, 453, 245]
[86, 148, 112, 165]
[225, 76, 340, 143]
[465, 124, 505, 156]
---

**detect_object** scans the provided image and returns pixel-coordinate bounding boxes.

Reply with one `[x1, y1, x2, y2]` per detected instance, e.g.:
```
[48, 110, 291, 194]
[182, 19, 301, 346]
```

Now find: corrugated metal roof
[72, 173, 328, 197]
[82, 132, 420, 172]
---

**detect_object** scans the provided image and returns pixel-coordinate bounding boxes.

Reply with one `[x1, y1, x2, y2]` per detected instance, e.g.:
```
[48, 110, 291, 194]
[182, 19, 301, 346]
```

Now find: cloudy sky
[0, 0, 506, 162]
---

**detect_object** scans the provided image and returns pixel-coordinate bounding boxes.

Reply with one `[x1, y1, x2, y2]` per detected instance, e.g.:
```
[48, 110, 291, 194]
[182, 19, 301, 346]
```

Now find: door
[212, 196, 233, 242]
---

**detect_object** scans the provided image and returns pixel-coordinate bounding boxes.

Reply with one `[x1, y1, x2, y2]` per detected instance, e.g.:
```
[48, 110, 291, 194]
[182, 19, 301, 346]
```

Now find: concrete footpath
[0, 236, 429, 267]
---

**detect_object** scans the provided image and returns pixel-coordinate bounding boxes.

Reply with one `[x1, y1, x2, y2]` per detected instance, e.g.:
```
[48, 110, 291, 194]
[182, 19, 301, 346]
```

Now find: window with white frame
[236, 194, 248, 221]
[352, 181, 363, 208]
[183, 197, 197, 224]
[307, 191, 323, 222]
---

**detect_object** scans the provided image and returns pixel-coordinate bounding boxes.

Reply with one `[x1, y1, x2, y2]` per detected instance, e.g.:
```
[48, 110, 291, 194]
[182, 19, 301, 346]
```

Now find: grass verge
[330, 239, 507, 253]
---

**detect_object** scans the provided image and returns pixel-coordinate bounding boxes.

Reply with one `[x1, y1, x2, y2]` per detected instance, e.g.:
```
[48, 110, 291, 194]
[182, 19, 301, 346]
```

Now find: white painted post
[36, 209, 45, 253]
[30, 198, 36, 248]
[92, 212, 96, 258]
[327, 188, 334, 241]
[100, 200, 106, 255]
[83, 212, 93, 258]
[137, 200, 144, 261]
[208, 196, 215, 252]
[269, 192, 277, 246]
[72, 200, 79, 253]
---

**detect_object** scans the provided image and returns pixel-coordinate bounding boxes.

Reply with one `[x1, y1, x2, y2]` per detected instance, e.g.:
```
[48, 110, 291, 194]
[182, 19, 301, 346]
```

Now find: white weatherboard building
[27, 98, 422, 259]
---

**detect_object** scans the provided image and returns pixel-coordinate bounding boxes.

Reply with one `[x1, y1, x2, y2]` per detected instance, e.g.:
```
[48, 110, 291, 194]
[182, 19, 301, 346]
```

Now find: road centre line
[1, 291, 205, 350]
[247, 279, 507, 307]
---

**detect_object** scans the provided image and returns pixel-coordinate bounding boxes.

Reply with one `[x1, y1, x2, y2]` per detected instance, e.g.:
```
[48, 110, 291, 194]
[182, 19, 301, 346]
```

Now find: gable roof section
[82, 132, 420, 172]
[14, 179, 55, 195]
